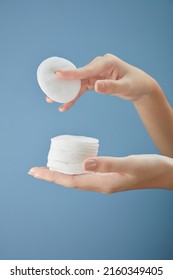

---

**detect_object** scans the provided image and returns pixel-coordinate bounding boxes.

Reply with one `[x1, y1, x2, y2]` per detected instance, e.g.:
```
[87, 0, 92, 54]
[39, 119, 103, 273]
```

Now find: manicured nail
[97, 81, 105, 91]
[84, 159, 97, 171]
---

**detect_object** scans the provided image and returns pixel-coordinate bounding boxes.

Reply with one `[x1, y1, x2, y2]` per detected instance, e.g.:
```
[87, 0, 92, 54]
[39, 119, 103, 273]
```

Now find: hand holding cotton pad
[37, 58, 99, 174]
[47, 135, 99, 174]
[37, 57, 81, 103]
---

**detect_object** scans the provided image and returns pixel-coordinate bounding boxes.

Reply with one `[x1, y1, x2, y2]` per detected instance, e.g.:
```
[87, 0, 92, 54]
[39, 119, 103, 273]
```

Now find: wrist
[133, 76, 162, 105]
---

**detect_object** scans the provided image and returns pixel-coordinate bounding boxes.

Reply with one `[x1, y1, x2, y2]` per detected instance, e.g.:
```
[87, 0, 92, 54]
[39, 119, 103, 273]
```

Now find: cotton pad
[47, 135, 99, 174]
[37, 57, 81, 103]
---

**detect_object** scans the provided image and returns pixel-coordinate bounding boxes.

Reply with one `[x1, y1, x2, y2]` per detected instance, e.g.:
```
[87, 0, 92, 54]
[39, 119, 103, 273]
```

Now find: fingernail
[97, 81, 105, 91]
[84, 159, 97, 171]
[28, 169, 35, 176]
[55, 70, 62, 74]
[59, 105, 64, 112]
[55, 70, 63, 77]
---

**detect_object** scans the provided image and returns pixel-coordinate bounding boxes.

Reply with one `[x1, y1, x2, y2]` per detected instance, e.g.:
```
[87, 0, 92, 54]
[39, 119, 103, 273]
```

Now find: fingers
[95, 79, 126, 95]
[45, 96, 54, 103]
[45, 94, 76, 111]
[56, 68, 89, 80]
[28, 167, 130, 194]
[28, 166, 104, 192]
[58, 99, 76, 112]
[84, 156, 131, 173]
[55, 55, 109, 80]
[45, 90, 82, 112]
[58, 87, 86, 112]
[28, 167, 78, 188]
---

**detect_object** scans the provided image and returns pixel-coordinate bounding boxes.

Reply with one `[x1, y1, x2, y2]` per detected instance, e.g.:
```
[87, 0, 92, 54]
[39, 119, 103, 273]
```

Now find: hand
[28, 154, 173, 194]
[46, 54, 156, 111]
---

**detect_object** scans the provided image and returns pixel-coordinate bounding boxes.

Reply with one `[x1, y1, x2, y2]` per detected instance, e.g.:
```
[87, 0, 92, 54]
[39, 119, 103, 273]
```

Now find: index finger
[55, 56, 107, 80]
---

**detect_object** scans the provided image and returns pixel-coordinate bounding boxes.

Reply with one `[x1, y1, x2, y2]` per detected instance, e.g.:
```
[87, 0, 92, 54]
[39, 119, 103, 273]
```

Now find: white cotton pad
[48, 149, 98, 163]
[47, 162, 86, 175]
[37, 57, 81, 103]
[47, 135, 99, 175]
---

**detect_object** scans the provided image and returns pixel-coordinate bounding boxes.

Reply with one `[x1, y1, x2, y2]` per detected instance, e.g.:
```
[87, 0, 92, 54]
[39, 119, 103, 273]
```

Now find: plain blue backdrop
[0, 0, 173, 259]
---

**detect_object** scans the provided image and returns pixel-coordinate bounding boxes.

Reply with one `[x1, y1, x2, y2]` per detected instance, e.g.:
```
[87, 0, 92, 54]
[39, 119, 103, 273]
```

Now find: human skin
[28, 155, 173, 193]
[29, 54, 173, 193]
[53, 54, 173, 157]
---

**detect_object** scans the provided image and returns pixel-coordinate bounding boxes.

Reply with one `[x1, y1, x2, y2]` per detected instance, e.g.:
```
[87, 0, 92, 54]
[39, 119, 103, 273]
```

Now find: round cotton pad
[37, 57, 81, 103]
[47, 135, 99, 175]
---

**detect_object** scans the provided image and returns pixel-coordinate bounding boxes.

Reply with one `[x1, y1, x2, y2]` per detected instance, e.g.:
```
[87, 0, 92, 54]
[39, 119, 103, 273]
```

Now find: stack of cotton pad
[47, 135, 99, 174]
[37, 57, 81, 103]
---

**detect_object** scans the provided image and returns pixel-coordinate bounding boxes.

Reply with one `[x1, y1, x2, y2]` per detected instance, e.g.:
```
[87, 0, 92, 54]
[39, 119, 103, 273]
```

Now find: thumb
[95, 79, 123, 94]
[84, 156, 130, 173]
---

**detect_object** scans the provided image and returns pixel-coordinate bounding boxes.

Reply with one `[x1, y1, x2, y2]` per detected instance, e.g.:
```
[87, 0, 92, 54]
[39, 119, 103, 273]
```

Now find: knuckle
[102, 81, 115, 93]
[104, 53, 116, 64]
[94, 56, 102, 61]
[109, 81, 116, 92]
[104, 53, 114, 59]
[126, 155, 136, 164]
[105, 160, 113, 172]
[99, 158, 113, 172]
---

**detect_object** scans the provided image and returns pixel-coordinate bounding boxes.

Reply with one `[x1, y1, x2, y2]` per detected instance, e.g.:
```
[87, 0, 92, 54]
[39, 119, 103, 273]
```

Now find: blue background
[0, 0, 173, 260]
